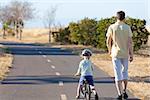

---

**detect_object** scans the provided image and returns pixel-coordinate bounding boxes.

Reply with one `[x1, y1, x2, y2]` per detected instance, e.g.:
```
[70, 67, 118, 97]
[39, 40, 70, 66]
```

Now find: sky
[0, 0, 149, 28]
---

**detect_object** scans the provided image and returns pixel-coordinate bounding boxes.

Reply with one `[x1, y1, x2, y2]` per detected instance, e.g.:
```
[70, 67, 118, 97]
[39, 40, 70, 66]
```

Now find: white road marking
[61, 94, 67, 100]
[43, 55, 46, 58]
[56, 72, 60, 76]
[51, 65, 55, 69]
[59, 81, 64, 86]
[47, 59, 51, 62]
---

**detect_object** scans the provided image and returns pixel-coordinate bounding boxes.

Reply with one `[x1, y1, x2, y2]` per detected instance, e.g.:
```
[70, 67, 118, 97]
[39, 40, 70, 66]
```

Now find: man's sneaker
[123, 92, 128, 99]
[117, 94, 122, 100]
[95, 93, 99, 100]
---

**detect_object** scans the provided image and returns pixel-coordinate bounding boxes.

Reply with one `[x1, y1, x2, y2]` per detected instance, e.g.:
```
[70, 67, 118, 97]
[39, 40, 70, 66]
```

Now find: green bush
[57, 27, 71, 44]
[96, 17, 116, 50]
[125, 17, 149, 50]
[56, 17, 150, 51]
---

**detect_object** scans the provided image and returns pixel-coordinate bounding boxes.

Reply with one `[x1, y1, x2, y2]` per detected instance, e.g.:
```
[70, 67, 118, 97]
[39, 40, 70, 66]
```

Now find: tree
[96, 17, 116, 50]
[43, 6, 57, 43]
[97, 17, 149, 51]
[0, 0, 34, 39]
[69, 22, 81, 44]
[57, 17, 149, 51]
[79, 18, 97, 46]
[69, 18, 98, 45]
[125, 17, 149, 50]
[57, 27, 71, 44]
[0, 5, 12, 38]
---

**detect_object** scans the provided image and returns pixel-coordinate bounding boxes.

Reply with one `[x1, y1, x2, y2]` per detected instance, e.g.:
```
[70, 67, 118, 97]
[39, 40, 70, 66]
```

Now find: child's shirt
[77, 59, 93, 76]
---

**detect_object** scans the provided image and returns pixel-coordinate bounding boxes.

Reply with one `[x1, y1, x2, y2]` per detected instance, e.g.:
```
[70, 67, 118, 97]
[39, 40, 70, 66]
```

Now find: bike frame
[81, 79, 92, 100]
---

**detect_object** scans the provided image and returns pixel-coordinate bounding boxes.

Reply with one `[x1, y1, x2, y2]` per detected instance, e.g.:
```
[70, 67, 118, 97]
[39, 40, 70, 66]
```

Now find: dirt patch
[0, 54, 13, 80]
[0, 46, 13, 80]
[0, 28, 49, 44]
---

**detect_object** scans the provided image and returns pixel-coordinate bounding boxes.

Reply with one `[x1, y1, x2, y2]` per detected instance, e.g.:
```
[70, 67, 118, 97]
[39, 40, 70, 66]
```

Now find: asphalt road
[0, 42, 139, 100]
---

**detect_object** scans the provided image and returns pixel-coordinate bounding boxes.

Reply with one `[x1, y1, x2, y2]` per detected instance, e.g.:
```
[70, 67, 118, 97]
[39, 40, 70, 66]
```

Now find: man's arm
[106, 35, 113, 55]
[106, 26, 113, 55]
[128, 37, 133, 62]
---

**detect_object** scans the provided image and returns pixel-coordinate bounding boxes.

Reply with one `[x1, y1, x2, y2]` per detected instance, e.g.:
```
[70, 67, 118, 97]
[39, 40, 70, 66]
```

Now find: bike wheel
[80, 83, 87, 99]
[85, 84, 91, 100]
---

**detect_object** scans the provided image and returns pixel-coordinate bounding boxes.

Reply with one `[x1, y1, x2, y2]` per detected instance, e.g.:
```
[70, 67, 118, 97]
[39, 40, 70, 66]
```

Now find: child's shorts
[79, 75, 94, 86]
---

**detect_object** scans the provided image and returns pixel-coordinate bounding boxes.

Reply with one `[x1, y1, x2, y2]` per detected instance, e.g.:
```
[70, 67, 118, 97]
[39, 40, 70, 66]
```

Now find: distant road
[0, 42, 139, 100]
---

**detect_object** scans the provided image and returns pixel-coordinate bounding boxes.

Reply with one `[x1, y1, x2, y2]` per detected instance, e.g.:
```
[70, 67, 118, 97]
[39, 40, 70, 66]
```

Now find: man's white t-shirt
[106, 21, 132, 58]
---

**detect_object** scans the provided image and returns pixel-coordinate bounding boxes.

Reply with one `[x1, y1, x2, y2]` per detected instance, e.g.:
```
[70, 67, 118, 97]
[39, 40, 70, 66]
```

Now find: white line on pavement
[56, 72, 60, 76]
[47, 59, 51, 62]
[43, 55, 47, 58]
[59, 81, 64, 86]
[51, 65, 55, 69]
[61, 94, 67, 100]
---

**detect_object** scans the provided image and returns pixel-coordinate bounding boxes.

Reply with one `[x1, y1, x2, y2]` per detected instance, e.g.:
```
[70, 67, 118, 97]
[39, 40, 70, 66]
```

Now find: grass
[0, 45, 13, 80]
[0, 28, 49, 44]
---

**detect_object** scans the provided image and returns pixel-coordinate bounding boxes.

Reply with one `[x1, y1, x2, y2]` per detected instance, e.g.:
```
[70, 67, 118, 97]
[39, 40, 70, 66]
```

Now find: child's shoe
[95, 93, 99, 100]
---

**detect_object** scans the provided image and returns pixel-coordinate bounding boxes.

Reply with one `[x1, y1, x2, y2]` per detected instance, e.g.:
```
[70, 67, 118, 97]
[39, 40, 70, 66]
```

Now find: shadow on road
[1, 75, 115, 85]
[1, 75, 140, 100]
[0, 42, 76, 55]
[2, 75, 149, 85]
[98, 97, 140, 100]
[0, 42, 43, 46]
[77, 97, 140, 100]
[8, 47, 75, 55]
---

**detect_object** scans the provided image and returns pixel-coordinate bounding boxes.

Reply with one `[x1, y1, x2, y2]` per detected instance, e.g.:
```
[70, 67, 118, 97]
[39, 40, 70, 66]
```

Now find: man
[106, 11, 133, 99]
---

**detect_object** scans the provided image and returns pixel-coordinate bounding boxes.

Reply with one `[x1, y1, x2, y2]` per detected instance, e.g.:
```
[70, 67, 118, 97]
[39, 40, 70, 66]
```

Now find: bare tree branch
[0, 0, 35, 39]
[43, 6, 57, 43]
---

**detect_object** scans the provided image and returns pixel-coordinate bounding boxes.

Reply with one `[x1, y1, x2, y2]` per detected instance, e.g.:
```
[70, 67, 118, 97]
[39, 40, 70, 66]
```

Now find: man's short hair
[116, 11, 125, 21]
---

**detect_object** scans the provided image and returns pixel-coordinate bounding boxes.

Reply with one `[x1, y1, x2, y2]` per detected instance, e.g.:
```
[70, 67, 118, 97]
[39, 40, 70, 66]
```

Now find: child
[75, 49, 99, 100]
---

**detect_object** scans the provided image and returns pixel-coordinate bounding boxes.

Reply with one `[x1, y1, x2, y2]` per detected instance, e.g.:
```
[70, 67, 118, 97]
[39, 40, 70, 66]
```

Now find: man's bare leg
[123, 79, 128, 92]
[116, 80, 123, 96]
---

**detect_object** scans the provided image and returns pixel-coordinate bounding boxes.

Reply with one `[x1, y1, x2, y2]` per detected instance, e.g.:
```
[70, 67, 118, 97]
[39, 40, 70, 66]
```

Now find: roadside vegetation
[56, 17, 149, 51]
[0, 0, 34, 40]
[0, 28, 49, 43]
[0, 45, 13, 80]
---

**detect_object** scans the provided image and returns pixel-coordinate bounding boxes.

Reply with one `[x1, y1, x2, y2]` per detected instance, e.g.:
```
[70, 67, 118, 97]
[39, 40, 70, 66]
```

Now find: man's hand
[108, 50, 111, 56]
[128, 37, 133, 62]
[106, 33, 112, 56]
[129, 56, 133, 62]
